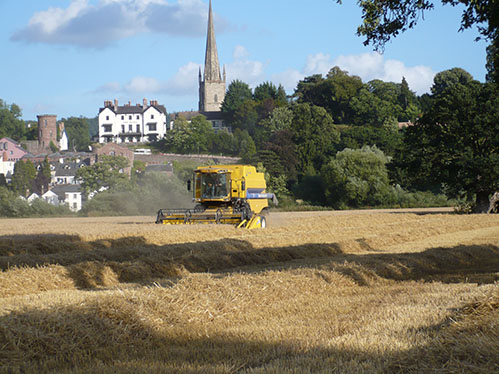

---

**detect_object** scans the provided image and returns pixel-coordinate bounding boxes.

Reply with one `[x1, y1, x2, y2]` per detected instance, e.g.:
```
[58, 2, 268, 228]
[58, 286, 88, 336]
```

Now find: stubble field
[0, 209, 498, 373]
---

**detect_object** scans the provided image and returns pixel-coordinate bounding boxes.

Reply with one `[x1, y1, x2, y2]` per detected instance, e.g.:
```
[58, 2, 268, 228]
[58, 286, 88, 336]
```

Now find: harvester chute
[156, 164, 276, 229]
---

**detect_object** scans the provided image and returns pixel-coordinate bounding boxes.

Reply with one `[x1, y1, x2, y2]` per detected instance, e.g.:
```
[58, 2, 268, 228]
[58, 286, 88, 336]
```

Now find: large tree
[289, 103, 340, 175]
[76, 155, 129, 194]
[294, 67, 363, 124]
[63, 117, 91, 151]
[0, 100, 25, 141]
[221, 80, 254, 129]
[398, 69, 498, 212]
[11, 160, 36, 196]
[321, 145, 393, 208]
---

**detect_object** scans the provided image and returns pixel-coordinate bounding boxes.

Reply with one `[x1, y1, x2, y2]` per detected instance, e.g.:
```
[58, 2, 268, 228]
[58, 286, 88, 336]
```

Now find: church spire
[204, 0, 221, 82]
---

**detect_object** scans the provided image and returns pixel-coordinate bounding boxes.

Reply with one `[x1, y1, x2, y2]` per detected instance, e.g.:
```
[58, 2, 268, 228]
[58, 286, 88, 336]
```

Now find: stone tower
[37, 115, 58, 151]
[199, 0, 226, 112]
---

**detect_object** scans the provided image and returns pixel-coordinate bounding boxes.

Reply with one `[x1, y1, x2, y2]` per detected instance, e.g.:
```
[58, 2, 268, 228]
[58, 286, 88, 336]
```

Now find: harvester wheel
[260, 216, 267, 228]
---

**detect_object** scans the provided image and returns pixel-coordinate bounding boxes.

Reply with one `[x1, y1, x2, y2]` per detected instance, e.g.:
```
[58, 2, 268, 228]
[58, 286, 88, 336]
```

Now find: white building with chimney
[98, 99, 167, 144]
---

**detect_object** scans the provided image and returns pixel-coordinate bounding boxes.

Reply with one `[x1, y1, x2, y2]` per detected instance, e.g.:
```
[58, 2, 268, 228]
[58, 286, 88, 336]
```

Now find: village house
[51, 184, 83, 212]
[0, 137, 28, 180]
[98, 99, 167, 144]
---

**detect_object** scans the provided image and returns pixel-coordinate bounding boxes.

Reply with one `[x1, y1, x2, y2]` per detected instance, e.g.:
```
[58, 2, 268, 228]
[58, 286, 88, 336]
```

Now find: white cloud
[124, 76, 162, 93]
[94, 61, 200, 97]
[226, 46, 266, 86]
[11, 0, 231, 48]
[271, 69, 304, 92]
[269, 52, 435, 95]
[164, 61, 200, 95]
[332, 52, 435, 94]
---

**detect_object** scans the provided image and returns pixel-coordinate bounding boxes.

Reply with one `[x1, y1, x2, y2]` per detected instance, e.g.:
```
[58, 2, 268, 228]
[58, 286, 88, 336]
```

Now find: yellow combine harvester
[156, 164, 277, 229]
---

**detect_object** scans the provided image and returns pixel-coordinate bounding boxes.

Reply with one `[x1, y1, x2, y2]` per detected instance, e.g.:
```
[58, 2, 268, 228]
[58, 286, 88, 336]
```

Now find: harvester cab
[156, 165, 277, 229]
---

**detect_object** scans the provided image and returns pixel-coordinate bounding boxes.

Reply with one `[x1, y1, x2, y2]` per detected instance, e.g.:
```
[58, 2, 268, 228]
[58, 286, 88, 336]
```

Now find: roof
[201, 111, 224, 121]
[99, 104, 167, 115]
[51, 184, 83, 199]
[53, 161, 87, 177]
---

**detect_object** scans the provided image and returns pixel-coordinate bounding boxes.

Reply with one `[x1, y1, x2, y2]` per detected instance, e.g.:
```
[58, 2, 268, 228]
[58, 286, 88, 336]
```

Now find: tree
[321, 145, 393, 208]
[294, 67, 363, 124]
[398, 70, 499, 212]
[289, 103, 340, 175]
[221, 80, 253, 128]
[338, 0, 498, 49]
[189, 115, 215, 153]
[0, 99, 25, 140]
[63, 117, 90, 151]
[234, 129, 256, 162]
[11, 160, 36, 196]
[32, 157, 52, 195]
[338, 0, 499, 84]
[163, 115, 215, 154]
[76, 155, 130, 194]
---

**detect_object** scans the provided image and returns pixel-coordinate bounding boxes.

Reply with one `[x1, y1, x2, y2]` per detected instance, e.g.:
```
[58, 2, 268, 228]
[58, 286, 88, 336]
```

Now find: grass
[0, 210, 498, 373]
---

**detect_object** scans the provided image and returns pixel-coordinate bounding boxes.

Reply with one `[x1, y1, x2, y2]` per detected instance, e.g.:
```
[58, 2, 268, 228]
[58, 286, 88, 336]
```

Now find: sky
[0, 0, 489, 121]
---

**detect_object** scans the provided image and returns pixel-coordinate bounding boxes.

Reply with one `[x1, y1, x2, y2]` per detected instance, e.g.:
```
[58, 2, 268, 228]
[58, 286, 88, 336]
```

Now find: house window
[106, 116, 109, 120]
[129, 115, 132, 120]
[136, 115, 140, 120]
[129, 125, 132, 132]
[74, 194, 77, 199]
[151, 114, 154, 119]
[148, 123, 157, 131]
[73, 202, 77, 209]
[121, 125, 125, 133]
[136, 124, 140, 132]
[110, 151, 115, 156]
[121, 115, 124, 120]
[103, 125, 112, 132]
[214, 94, 218, 103]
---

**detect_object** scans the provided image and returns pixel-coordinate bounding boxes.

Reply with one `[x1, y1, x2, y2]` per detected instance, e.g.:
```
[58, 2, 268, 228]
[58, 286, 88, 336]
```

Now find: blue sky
[0, 0, 488, 120]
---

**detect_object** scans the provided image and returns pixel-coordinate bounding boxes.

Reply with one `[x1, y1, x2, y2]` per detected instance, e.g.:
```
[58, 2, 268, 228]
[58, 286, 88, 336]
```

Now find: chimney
[128, 101, 131, 106]
[114, 99, 118, 111]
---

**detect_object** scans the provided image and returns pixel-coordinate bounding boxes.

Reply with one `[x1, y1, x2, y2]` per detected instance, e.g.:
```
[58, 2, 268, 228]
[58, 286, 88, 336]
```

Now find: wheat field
[0, 209, 498, 373]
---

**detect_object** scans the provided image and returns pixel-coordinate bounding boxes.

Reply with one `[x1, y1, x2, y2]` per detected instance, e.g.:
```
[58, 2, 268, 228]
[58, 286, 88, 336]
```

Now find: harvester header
[156, 164, 277, 229]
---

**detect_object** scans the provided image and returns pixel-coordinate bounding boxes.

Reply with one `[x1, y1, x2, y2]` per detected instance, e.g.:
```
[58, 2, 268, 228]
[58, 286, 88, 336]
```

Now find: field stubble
[0, 210, 498, 373]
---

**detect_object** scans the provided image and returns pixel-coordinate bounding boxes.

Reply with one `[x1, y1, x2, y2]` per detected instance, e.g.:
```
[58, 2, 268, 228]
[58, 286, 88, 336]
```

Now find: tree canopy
[0, 100, 26, 141]
[394, 70, 499, 211]
[76, 155, 130, 194]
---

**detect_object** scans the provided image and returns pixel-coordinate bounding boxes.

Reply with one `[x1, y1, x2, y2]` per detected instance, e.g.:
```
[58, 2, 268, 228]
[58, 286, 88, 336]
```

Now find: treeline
[0, 100, 95, 153]
[162, 67, 497, 211]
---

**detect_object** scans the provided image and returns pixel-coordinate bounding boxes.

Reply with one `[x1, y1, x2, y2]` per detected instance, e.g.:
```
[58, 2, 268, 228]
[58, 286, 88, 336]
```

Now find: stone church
[199, 0, 226, 113]
[197, 0, 226, 129]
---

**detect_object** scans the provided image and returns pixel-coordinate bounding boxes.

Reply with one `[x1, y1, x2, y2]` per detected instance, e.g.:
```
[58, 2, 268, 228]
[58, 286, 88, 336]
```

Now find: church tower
[199, 0, 226, 113]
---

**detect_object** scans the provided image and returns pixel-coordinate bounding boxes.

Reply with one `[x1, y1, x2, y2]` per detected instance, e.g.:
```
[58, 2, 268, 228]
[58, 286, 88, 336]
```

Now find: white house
[98, 99, 167, 144]
[59, 128, 69, 151]
[52, 185, 83, 212]
[27, 193, 40, 204]
[0, 153, 15, 179]
[42, 190, 59, 206]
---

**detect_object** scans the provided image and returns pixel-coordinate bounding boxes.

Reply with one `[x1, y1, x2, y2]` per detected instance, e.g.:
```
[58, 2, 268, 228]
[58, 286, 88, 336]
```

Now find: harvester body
[156, 165, 276, 228]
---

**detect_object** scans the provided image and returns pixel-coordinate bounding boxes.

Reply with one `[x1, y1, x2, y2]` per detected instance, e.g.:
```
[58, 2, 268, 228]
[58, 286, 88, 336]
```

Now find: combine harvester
[156, 164, 277, 229]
